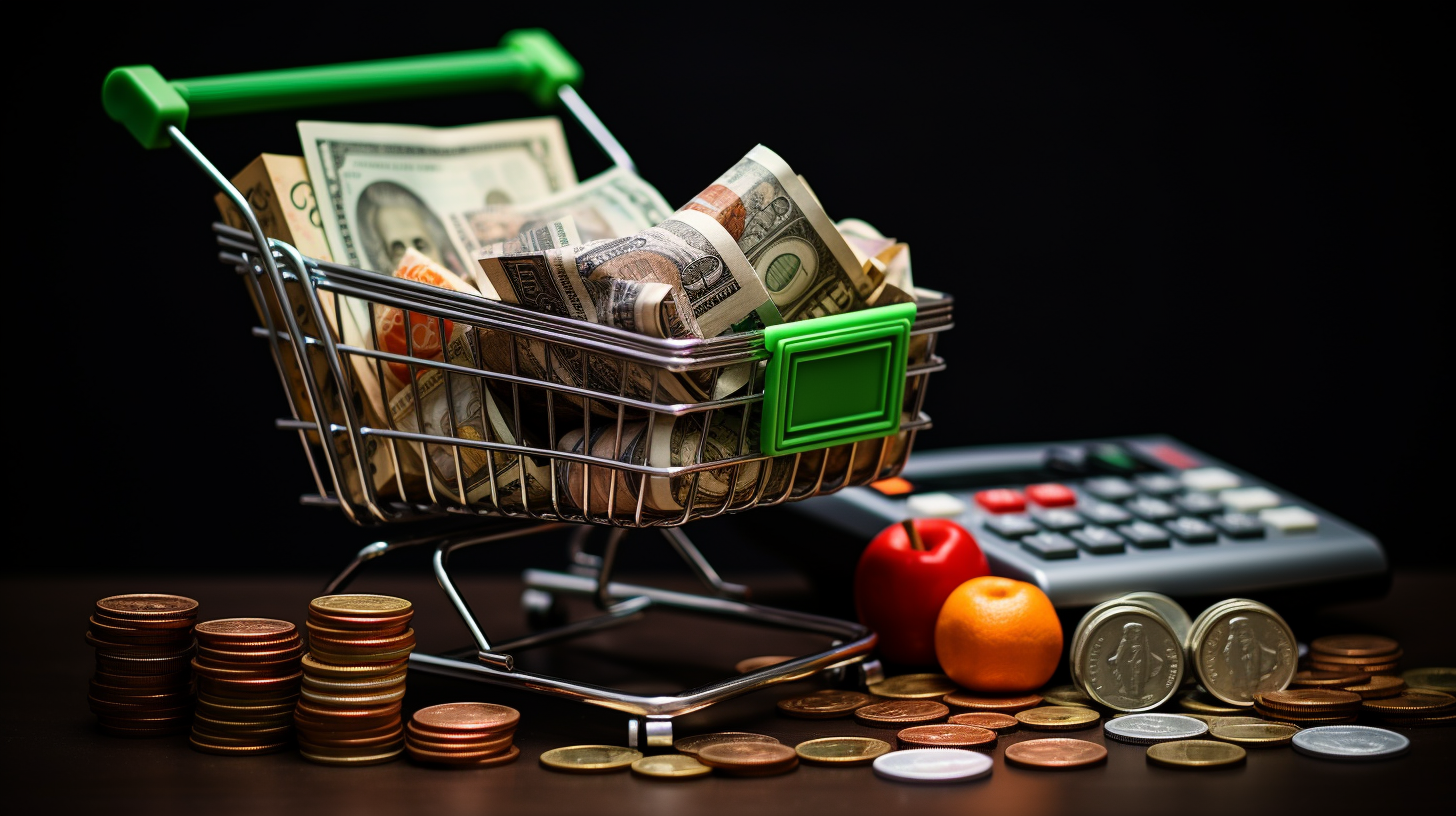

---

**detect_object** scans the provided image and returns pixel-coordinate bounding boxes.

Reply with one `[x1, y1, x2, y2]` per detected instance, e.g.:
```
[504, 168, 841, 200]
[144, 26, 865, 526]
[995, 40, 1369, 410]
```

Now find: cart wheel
[522, 588, 567, 631]
[830, 658, 883, 691]
[628, 718, 673, 749]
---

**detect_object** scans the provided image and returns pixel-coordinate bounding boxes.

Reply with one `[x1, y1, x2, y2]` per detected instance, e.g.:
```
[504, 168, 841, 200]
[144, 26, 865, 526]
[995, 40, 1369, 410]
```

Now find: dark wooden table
[7, 568, 1449, 816]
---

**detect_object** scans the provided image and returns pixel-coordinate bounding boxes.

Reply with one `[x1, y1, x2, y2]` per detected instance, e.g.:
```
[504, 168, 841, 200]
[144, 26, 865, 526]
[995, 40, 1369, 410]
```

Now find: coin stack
[294, 594, 414, 766]
[190, 619, 303, 755]
[1068, 592, 1188, 712]
[1306, 634, 1402, 678]
[405, 703, 520, 767]
[1361, 689, 1456, 728]
[88, 594, 199, 736]
[1187, 598, 1297, 706]
[1252, 689, 1362, 725]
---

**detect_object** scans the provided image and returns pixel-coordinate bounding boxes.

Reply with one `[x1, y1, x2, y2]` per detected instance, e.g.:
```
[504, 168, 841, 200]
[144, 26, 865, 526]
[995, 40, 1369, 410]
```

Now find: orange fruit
[934, 576, 1062, 692]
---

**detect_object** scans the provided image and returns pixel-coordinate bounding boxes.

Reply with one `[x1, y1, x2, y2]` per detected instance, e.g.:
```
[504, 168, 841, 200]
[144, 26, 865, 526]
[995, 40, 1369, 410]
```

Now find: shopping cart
[104, 29, 953, 746]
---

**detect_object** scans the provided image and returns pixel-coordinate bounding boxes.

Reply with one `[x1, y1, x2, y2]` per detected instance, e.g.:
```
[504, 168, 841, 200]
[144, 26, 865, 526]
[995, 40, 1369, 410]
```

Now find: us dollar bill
[681, 145, 876, 322]
[456, 166, 672, 250]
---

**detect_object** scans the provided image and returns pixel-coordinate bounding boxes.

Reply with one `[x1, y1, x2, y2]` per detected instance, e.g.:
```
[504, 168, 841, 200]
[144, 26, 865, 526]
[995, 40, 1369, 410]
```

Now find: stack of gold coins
[87, 594, 199, 737]
[405, 703, 521, 767]
[1307, 635, 1401, 678]
[190, 619, 303, 755]
[294, 594, 414, 766]
[1252, 689, 1361, 725]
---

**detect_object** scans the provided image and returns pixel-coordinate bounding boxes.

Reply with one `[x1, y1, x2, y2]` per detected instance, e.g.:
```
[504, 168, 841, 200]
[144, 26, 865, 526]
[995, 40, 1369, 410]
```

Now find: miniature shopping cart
[104, 29, 952, 746]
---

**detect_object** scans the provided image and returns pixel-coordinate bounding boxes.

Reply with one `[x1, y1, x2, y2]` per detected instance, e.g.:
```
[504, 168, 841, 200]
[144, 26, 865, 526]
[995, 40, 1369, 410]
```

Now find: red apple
[854, 518, 990, 666]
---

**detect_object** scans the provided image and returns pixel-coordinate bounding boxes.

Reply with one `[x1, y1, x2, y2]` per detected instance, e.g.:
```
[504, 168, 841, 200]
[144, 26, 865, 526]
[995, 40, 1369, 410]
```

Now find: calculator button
[1219, 487, 1281, 513]
[1044, 446, 1089, 475]
[1174, 492, 1223, 516]
[1086, 443, 1140, 474]
[1165, 516, 1219, 544]
[1026, 483, 1077, 507]
[1072, 526, 1126, 555]
[1022, 533, 1080, 560]
[1213, 513, 1266, 539]
[974, 489, 1026, 514]
[1133, 474, 1182, 496]
[984, 515, 1039, 539]
[1259, 506, 1320, 533]
[1081, 503, 1132, 526]
[1118, 521, 1172, 549]
[1125, 496, 1178, 521]
[1082, 477, 1136, 502]
[1181, 467, 1242, 492]
[907, 492, 967, 518]
[1034, 509, 1084, 532]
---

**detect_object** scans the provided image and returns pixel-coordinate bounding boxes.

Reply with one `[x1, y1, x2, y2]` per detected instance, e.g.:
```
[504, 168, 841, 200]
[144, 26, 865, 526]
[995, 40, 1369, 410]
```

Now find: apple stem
[901, 519, 926, 551]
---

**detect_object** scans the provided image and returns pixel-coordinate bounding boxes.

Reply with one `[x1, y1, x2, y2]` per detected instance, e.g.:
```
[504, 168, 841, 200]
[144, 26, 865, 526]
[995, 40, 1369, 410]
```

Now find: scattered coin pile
[87, 594, 199, 737]
[1252, 689, 1362, 725]
[406, 703, 520, 767]
[1306, 634, 1401, 676]
[295, 594, 415, 766]
[190, 618, 303, 755]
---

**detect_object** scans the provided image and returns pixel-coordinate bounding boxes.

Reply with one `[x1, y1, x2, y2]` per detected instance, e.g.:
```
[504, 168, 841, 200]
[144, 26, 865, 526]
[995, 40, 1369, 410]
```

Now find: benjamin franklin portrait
[354, 181, 465, 276]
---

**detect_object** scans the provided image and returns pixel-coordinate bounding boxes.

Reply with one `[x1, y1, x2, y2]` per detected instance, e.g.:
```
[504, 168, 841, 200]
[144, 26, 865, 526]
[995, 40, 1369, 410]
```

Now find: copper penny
[96, 594, 199, 620]
[696, 742, 799, 772]
[307, 610, 414, 631]
[300, 729, 408, 751]
[296, 699, 402, 720]
[411, 703, 519, 733]
[409, 744, 520, 767]
[1308, 649, 1404, 666]
[196, 644, 304, 663]
[406, 731, 514, 754]
[673, 732, 779, 758]
[1310, 635, 1400, 657]
[1344, 676, 1406, 699]
[1362, 689, 1456, 713]
[1291, 670, 1371, 688]
[896, 724, 997, 750]
[308, 630, 417, 652]
[1254, 690, 1362, 711]
[1310, 661, 1392, 675]
[406, 722, 514, 743]
[942, 692, 1044, 713]
[948, 712, 1020, 734]
[1004, 738, 1108, 769]
[93, 611, 195, 631]
[195, 619, 297, 642]
[88, 617, 195, 641]
[776, 689, 878, 719]
[307, 620, 409, 639]
[854, 700, 950, 728]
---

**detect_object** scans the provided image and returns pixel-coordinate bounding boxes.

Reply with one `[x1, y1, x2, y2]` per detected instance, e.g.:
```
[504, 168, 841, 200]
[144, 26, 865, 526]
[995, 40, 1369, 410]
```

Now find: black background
[25, 7, 1447, 579]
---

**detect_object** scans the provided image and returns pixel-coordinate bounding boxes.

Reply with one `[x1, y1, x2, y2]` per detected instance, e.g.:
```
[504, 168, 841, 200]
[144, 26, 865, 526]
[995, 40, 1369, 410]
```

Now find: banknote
[457, 166, 672, 249]
[681, 145, 878, 322]
[838, 217, 914, 293]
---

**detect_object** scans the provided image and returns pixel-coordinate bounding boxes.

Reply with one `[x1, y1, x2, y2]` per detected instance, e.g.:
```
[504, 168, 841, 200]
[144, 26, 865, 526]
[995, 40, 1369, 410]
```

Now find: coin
[1104, 713, 1208, 744]
[1343, 676, 1406, 699]
[1077, 604, 1186, 711]
[307, 620, 409, 639]
[1016, 706, 1101, 731]
[300, 745, 406, 766]
[1311, 661, 1393, 674]
[1187, 599, 1296, 706]
[300, 654, 407, 678]
[96, 594, 199, 619]
[897, 724, 996, 750]
[942, 692, 1042, 713]
[1040, 685, 1098, 709]
[948, 712, 1019, 734]
[1004, 738, 1108, 769]
[195, 619, 295, 642]
[1361, 689, 1456, 714]
[1290, 670, 1371, 688]
[412, 702, 520, 733]
[1401, 668, 1456, 694]
[1367, 711, 1456, 727]
[406, 731, 514, 755]
[855, 700, 950, 728]
[1310, 635, 1399, 657]
[304, 671, 408, 693]
[190, 738, 289, 755]
[630, 754, 712, 779]
[868, 673, 959, 699]
[93, 611, 196, 630]
[301, 687, 406, 707]
[794, 737, 891, 766]
[1178, 690, 1246, 715]
[1254, 689, 1362, 711]
[1146, 739, 1246, 768]
[873, 748, 993, 783]
[1117, 592, 1193, 646]
[307, 629, 417, 652]
[309, 645, 416, 665]
[540, 745, 642, 772]
[401, 741, 513, 762]
[1290, 725, 1410, 761]
[296, 699, 402, 720]
[310, 594, 413, 617]
[670, 732, 777, 759]
[775, 689, 876, 719]
[1210, 722, 1301, 746]
[697, 742, 799, 774]
[408, 744, 520, 768]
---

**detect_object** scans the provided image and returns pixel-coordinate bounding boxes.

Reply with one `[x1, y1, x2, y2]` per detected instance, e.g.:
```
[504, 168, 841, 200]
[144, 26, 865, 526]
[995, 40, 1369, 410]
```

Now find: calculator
[791, 435, 1388, 607]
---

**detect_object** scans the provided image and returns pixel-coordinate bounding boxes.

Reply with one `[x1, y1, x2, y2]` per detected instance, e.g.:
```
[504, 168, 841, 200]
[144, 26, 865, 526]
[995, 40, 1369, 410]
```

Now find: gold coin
[539, 745, 642, 773]
[1016, 706, 1101, 731]
[1209, 722, 1300, 746]
[1177, 690, 1246, 715]
[673, 732, 779, 757]
[310, 595, 413, 617]
[300, 686, 406, 707]
[1146, 739, 1246, 768]
[947, 712, 1020, 734]
[868, 673, 959, 699]
[300, 654, 408, 678]
[1040, 685, 1098, 709]
[629, 754, 712, 779]
[794, 737, 891, 766]
[1402, 667, 1456, 694]
[300, 746, 405, 766]
[303, 671, 408, 693]
[776, 690, 878, 719]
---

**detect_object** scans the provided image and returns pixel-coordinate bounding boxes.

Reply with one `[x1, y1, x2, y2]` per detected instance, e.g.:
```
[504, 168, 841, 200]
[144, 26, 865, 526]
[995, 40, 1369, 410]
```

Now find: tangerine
[934, 576, 1062, 692]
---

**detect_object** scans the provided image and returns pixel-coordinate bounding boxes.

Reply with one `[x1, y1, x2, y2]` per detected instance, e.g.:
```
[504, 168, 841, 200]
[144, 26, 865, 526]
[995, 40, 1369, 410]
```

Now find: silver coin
[1118, 592, 1193, 649]
[872, 748, 993, 783]
[1104, 713, 1208, 744]
[1080, 606, 1185, 712]
[1290, 725, 1411, 761]
[1188, 600, 1296, 706]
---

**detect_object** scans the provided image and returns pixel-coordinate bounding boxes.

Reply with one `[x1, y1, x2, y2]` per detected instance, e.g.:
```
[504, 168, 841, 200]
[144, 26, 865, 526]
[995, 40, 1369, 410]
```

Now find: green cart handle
[103, 28, 581, 149]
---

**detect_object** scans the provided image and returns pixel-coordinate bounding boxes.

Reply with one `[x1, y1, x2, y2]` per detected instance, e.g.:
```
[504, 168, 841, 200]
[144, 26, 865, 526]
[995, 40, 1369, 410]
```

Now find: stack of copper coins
[190, 619, 303, 755]
[87, 594, 199, 737]
[1252, 689, 1362, 725]
[1306, 635, 1402, 678]
[406, 703, 521, 767]
[295, 594, 414, 766]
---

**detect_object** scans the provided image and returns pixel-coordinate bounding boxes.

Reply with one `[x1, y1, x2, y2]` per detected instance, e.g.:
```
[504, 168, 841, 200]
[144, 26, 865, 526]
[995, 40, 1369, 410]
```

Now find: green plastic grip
[759, 302, 917, 457]
[102, 29, 581, 149]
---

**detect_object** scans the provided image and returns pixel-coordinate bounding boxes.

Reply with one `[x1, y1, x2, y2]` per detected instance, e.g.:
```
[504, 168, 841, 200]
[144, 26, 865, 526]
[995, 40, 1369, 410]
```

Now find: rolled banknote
[681, 145, 879, 322]
[456, 165, 673, 251]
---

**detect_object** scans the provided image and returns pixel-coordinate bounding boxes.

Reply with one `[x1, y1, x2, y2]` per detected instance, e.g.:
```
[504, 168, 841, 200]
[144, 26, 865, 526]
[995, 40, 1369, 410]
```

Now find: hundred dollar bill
[456, 165, 673, 251]
[681, 145, 877, 322]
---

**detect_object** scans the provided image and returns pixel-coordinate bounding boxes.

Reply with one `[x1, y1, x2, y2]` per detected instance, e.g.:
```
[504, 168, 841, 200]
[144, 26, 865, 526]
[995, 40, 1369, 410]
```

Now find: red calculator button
[1026, 483, 1077, 507]
[975, 489, 1026, 514]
